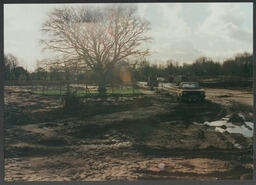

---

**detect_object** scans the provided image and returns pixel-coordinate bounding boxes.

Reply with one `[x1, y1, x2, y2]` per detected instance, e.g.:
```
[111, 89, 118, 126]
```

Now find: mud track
[4, 86, 253, 181]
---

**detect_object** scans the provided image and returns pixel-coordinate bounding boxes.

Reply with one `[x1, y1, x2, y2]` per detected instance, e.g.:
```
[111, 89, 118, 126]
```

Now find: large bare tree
[41, 5, 151, 94]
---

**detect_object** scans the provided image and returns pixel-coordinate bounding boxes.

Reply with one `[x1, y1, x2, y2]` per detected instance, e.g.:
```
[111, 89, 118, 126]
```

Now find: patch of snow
[233, 143, 242, 149]
[193, 116, 253, 138]
[204, 120, 226, 127]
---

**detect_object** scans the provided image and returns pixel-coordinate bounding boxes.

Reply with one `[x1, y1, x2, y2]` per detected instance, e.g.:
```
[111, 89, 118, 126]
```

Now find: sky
[4, 3, 253, 71]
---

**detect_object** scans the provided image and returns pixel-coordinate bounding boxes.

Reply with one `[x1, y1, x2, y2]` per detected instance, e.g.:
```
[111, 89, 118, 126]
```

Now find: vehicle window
[181, 83, 200, 89]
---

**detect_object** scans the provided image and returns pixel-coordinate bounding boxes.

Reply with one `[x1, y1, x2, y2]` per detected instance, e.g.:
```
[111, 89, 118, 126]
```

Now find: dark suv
[177, 82, 205, 102]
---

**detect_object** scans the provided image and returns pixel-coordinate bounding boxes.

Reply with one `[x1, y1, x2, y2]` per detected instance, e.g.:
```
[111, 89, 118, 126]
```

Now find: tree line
[4, 54, 29, 81]
[4, 52, 252, 84]
[135, 52, 253, 82]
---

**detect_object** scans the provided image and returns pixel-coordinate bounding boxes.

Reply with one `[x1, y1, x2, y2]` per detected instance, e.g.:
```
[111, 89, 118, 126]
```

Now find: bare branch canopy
[41, 5, 151, 73]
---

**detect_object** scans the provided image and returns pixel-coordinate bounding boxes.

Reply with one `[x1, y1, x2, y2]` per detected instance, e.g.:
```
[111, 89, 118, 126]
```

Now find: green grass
[32, 90, 67, 96]
[31, 88, 142, 96]
[107, 88, 142, 94]
[32, 90, 98, 96]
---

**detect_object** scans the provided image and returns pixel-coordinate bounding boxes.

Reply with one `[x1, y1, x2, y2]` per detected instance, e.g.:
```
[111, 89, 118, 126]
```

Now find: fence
[4, 80, 141, 96]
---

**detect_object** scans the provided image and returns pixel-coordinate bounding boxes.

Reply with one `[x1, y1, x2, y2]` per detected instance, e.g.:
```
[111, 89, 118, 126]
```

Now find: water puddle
[194, 116, 253, 138]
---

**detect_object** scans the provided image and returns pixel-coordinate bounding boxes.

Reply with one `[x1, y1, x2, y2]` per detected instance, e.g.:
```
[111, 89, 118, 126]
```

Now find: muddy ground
[4, 85, 253, 181]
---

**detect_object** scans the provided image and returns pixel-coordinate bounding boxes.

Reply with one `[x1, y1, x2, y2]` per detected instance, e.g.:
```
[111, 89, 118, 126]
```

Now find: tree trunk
[59, 81, 62, 96]
[65, 69, 70, 95]
[46, 81, 49, 91]
[85, 83, 88, 95]
[66, 82, 70, 95]
[97, 68, 107, 96]
[42, 82, 45, 95]
[98, 82, 106, 96]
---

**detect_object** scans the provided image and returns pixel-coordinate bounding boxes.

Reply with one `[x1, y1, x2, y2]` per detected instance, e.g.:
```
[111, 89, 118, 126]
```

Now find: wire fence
[4, 80, 142, 97]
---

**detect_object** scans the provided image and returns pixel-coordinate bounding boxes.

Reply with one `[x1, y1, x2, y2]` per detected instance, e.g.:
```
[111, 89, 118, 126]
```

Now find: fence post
[42, 81, 45, 95]
[60, 81, 62, 96]
[111, 82, 114, 94]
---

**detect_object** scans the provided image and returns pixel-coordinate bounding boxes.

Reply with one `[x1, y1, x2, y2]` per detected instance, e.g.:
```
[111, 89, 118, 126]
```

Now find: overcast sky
[4, 3, 253, 71]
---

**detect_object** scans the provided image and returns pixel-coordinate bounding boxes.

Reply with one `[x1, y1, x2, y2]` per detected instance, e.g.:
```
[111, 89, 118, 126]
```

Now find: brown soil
[4, 86, 253, 181]
[204, 88, 253, 107]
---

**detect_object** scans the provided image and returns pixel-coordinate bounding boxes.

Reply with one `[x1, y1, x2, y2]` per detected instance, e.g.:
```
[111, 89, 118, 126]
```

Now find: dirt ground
[204, 88, 253, 107]
[4, 85, 253, 181]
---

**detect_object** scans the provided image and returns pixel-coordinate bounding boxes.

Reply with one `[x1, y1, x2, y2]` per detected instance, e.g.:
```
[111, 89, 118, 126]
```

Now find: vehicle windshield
[181, 83, 200, 89]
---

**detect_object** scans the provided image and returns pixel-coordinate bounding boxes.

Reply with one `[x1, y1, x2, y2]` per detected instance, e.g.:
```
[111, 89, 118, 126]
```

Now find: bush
[63, 91, 83, 110]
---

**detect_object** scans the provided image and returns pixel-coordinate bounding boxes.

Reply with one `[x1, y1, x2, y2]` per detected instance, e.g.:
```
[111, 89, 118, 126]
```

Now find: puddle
[214, 123, 253, 138]
[194, 116, 253, 138]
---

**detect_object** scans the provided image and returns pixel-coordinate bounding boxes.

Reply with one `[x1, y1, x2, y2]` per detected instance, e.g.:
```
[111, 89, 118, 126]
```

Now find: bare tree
[41, 5, 151, 95]
[5, 54, 18, 70]
[4, 54, 18, 83]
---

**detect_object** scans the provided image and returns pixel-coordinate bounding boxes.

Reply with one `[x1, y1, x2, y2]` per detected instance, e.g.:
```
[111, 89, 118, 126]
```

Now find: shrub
[63, 91, 83, 110]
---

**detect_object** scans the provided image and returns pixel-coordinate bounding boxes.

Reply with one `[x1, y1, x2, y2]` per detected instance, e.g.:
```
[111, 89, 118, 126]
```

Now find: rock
[220, 125, 227, 129]
[224, 131, 229, 135]
[228, 113, 244, 126]
[158, 163, 165, 170]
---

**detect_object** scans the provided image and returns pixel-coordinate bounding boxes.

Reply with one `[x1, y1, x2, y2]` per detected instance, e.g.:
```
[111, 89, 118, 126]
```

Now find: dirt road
[156, 82, 253, 107]
[4, 86, 253, 181]
[204, 88, 253, 107]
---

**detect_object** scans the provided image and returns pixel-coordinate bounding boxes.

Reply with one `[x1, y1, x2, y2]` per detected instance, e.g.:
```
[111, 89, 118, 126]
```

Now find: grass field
[31, 88, 142, 96]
